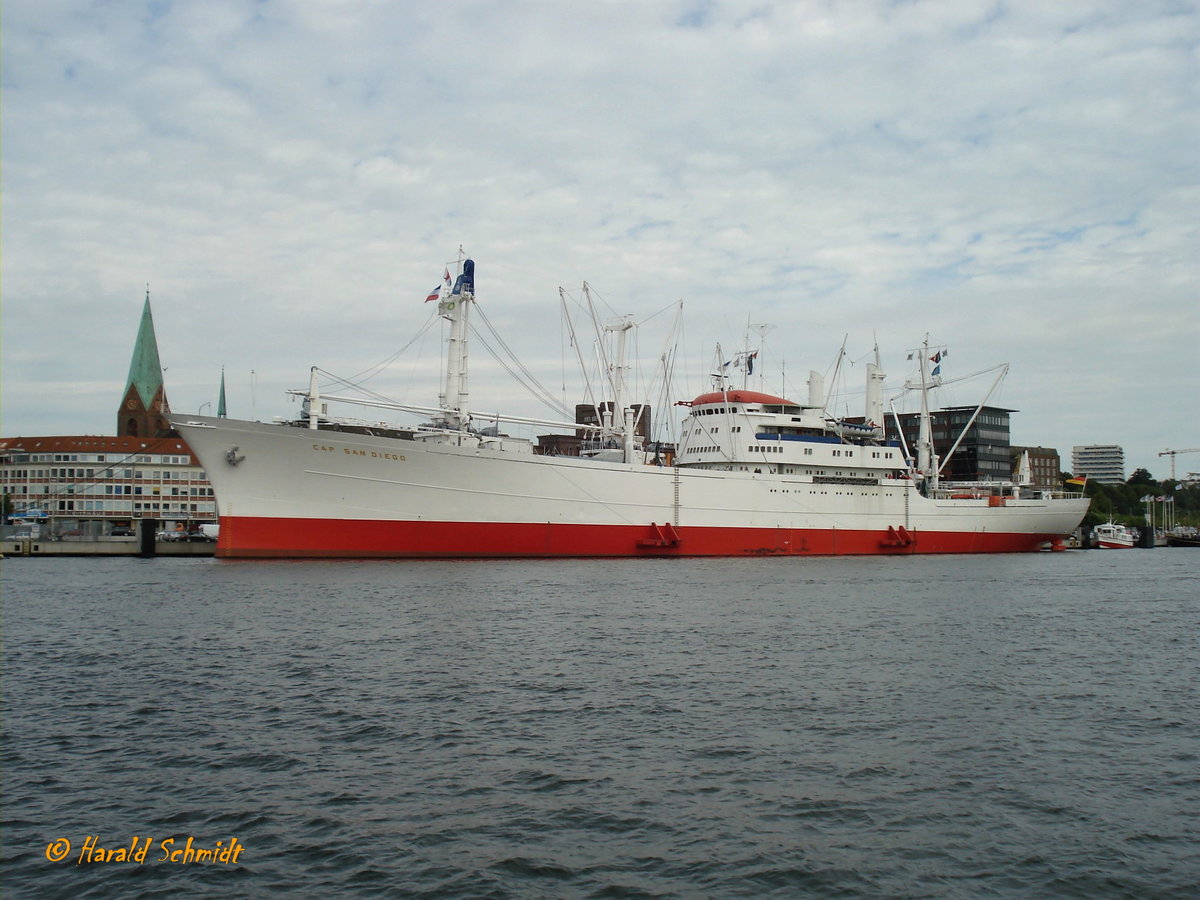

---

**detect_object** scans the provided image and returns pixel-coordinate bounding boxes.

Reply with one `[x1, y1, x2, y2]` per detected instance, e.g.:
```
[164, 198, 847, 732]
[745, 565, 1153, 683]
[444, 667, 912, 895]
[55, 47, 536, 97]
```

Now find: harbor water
[3, 551, 1197, 898]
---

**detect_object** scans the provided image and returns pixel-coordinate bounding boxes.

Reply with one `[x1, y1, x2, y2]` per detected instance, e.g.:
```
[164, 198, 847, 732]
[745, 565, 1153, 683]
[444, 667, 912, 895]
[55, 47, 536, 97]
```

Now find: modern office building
[886, 406, 1015, 482]
[1071, 444, 1126, 485]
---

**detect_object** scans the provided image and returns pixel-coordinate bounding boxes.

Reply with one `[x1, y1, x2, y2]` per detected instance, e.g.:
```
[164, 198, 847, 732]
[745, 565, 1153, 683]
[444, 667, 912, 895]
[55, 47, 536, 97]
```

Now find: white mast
[306, 366, 320, 430]
[606, 317, 634, 423]
[606, 316, 636, 461]
[440, 256, 475, 430]
[865, 341, 885, 427]
[915, 336, 937, 487]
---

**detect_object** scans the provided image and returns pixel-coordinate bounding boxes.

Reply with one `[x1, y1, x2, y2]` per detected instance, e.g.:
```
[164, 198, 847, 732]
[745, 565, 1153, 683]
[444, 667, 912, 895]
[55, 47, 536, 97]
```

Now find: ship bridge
[677, 389, 904, 479]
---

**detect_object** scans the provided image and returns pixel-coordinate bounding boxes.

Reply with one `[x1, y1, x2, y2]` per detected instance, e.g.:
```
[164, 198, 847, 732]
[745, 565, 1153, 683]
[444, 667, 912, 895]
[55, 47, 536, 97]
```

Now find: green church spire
[218, 368, 227, 418]
[125, 288, 166, 409]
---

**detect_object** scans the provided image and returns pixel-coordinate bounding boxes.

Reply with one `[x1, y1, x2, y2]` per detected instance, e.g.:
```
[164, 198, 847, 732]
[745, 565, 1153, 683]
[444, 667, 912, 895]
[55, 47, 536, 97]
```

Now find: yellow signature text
[43, 835, 245, 865]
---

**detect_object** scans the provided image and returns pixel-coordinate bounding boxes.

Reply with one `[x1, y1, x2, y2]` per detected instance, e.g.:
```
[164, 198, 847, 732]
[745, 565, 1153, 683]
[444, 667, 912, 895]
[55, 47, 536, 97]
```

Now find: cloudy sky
[4, 0, 1197, 478]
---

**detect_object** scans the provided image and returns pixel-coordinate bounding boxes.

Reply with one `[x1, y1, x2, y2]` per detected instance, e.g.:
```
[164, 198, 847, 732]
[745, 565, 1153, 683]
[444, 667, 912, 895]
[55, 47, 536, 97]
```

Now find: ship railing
[930, 485, 1081, 501]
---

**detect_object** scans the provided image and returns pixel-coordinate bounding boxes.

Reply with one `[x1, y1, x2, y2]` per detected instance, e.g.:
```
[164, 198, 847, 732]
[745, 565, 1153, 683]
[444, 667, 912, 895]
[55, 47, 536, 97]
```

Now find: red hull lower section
[215, 516, 1062, 559]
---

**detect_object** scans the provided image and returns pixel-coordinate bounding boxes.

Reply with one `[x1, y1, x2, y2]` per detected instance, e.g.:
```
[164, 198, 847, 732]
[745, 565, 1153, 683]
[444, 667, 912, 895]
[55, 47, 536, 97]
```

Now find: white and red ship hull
[175, 416, 1089, 559]
[1092, 523, 1136, 549]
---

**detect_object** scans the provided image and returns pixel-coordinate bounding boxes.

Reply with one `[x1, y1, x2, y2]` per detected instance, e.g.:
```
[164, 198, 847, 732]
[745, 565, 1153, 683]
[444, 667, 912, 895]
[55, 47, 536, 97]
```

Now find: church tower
[117, 289, 172, 437]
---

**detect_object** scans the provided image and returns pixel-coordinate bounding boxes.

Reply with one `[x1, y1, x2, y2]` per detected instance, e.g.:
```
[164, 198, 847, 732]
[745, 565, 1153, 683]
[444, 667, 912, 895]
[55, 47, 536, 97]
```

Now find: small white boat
[1093, 521, 1136, 549]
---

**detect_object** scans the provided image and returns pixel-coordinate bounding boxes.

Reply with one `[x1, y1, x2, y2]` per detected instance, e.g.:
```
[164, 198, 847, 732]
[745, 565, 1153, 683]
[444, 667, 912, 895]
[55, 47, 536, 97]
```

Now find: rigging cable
[318, 311, 441, 391]
[471, 303, 573, 420]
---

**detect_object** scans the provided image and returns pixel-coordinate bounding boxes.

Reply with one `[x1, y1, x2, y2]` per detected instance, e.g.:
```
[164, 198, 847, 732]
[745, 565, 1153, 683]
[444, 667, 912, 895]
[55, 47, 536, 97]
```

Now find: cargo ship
[173, 258, 1089, 558]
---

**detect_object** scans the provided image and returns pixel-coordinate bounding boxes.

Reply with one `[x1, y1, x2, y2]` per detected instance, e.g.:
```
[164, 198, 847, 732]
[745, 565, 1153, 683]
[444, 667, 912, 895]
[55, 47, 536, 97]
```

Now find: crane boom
[1158, 448, 1200, 480]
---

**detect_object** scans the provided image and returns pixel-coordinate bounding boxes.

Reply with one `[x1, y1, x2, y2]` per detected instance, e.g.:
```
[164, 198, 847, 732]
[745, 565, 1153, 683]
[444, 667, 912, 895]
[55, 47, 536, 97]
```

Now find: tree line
[1069, 468, 1200, 527]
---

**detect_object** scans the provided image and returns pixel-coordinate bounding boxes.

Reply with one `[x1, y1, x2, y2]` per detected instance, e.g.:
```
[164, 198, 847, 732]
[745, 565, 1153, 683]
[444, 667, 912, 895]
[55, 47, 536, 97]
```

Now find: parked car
[110, 528, 135, 537]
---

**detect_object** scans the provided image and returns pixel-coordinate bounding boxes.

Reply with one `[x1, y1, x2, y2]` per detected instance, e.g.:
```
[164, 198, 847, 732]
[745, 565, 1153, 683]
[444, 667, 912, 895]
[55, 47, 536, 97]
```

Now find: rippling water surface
[3, 551, 1198, 898]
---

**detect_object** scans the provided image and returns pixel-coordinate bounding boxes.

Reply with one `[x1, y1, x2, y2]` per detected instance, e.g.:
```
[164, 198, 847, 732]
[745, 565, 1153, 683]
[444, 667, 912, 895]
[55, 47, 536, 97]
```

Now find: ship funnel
[865, 362, 885, 425]
[808, 370, 824, 408]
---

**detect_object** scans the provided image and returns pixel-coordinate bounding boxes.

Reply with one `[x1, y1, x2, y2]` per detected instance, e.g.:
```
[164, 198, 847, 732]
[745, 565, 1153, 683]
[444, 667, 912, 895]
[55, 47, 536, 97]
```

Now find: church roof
[125, 291, 166, 409]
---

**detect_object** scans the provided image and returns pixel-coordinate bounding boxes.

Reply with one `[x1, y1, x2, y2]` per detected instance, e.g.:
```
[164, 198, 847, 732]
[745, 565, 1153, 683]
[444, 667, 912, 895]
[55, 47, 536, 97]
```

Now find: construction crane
[1158, 448, 1200, 480]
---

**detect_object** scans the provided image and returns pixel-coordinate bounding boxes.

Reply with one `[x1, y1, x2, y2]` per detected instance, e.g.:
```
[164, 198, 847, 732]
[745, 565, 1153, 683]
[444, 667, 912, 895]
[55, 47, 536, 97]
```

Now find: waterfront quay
[4, 536, 213, 558]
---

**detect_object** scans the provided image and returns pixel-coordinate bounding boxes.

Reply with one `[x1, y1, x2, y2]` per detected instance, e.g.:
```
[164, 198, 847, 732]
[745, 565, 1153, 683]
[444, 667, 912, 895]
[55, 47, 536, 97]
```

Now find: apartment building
[1071, 444, 1126, 485]
[0, 435, 215, 535]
